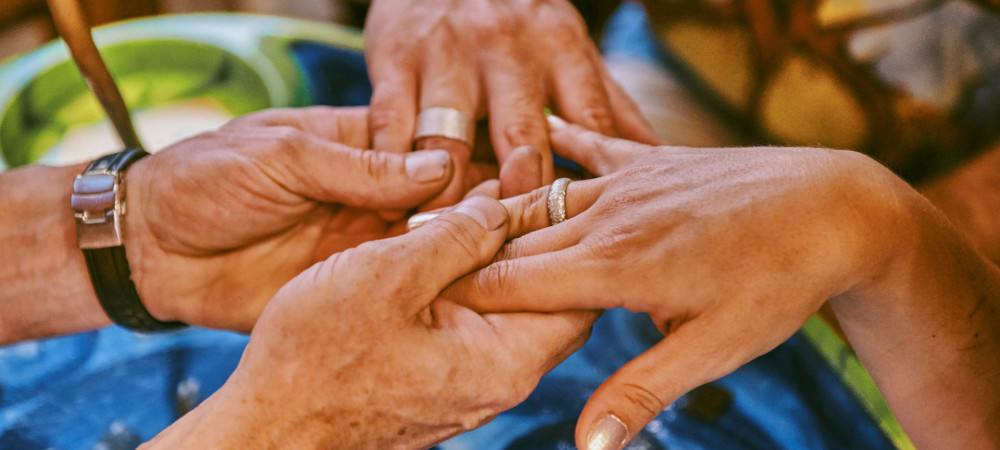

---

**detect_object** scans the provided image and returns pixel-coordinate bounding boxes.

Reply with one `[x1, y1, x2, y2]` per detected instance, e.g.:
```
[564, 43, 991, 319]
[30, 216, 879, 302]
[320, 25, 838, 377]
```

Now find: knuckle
[503, 374, 537, 408]
[584, 227, 632, 262]
[354, 149, 393, 182]
[577, 105, 615, 133]
[368, 106, 405, 135]
[503, 119, 545, 148]
[475, 260, 515, 299]
[266, 126, 304, 152]
[483, 360, 537, 411]
[425, 217, 484, 261]
[544, 16, 587, 47]
[471, 15, 518, 45]
[509, 186, 549, 233]
[620, 382, 666, 418]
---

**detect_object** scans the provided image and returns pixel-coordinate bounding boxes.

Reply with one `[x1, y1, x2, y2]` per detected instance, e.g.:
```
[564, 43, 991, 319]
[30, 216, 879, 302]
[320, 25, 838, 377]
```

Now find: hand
[143, 196, 597, 448]
[364, 0, 660, 209]
[124, 106, 456, 332]
[445, 118, 923, 449]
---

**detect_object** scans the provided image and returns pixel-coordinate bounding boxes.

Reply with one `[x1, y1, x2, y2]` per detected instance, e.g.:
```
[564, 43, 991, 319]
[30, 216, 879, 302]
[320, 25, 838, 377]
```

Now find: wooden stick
[46, 0, 143, 149]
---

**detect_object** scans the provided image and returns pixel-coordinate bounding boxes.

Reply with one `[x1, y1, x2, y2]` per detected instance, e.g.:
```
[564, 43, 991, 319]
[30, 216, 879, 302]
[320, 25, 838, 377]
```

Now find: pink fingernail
[547, 115, 568, 130]
[586, 414, 628, 450]
[453, 196, 507, 230]
[405, 150, 450, 182]
[407, 212, 439, 231]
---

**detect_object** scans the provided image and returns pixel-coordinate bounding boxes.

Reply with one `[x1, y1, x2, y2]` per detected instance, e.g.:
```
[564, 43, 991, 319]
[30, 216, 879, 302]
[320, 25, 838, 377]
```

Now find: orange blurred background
[0, 0, 370, 61]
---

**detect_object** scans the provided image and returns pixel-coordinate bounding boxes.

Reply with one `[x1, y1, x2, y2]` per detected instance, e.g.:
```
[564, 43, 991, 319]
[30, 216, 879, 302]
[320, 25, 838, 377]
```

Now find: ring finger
[415, 38, 481, 211]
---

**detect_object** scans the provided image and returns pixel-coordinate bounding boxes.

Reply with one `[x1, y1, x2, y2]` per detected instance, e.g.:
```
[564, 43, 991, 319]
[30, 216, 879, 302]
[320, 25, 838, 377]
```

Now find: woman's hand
[445, 118, 1000, 449]
[364, 0, 659, 209]
[124, 106, 457, 331]
[143, 196, 596, 449]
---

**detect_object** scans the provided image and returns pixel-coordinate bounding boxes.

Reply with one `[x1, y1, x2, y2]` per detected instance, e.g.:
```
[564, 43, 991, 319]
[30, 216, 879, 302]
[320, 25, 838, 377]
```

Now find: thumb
[393, 196, 510, 311]
[577, 313, 747, 450]
[287, 138, 454, 210]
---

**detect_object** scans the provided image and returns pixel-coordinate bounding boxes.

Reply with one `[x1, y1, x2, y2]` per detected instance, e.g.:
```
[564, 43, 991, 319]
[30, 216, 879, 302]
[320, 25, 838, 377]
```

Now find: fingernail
[407, 211, 439, 231]
[587, 414, 629, 450]
[547, 114, 568, 130]
[405, 150, 450, 182]
[453, 196, 507, 230]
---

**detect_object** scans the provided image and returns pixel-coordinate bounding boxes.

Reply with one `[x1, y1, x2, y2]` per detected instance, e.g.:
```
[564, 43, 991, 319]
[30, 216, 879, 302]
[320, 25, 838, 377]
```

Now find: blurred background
[0, 0, 372, 61]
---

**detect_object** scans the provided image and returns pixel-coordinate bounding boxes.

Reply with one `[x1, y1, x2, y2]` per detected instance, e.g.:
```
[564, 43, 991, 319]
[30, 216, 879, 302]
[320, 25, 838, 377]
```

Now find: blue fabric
[1, 9, 894, 449]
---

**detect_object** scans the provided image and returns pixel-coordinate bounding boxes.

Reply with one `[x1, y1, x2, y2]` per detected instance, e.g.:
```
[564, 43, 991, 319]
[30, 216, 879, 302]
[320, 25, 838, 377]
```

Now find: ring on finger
[547, 178, 571, 226]
[415, 107, 475, 147]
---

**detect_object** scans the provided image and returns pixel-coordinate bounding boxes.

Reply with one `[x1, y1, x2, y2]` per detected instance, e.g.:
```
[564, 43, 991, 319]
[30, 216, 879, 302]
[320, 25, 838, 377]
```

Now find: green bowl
[0, 13, 363, 170]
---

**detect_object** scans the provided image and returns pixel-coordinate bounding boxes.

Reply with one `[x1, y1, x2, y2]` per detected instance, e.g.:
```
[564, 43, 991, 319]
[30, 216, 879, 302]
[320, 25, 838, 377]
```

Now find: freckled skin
[140, 197, 596, 449]
[444, 122, 1000, 450]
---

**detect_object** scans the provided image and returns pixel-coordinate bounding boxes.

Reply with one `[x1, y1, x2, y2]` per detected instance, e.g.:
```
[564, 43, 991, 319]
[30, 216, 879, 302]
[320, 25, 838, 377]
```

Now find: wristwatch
[71, 148, 186, 332]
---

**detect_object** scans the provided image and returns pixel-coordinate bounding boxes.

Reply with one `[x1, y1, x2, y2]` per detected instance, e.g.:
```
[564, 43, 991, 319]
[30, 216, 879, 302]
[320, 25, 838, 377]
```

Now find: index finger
[484, 61, 553, 186]
[224, 106, 370, 148]
[368, 56, 419, 153]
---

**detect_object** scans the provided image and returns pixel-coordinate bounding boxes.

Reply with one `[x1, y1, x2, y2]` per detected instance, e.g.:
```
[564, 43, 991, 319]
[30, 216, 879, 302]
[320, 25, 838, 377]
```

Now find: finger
[394, 196, 510, 307]
[486, 309, 599, 377]
[441, 245, 618, 313]
[417, 138, 471, 211]
[598, 62, 663, 146]
[415, 41, 480, 210]
[406, 178, 499, 232]
[484, 63, 553, 183]
[224, 106, 371, 148]
[576, 312, 753, 450]
[464, 161, 500, 194]
[408, 174, 604, 233]
[499, 176, 606, 239]
[368, 56, 419, 153]
[546, 115, 644, 176]
[464, 179, 502, 200]
[549, 49, 618, 136]
[499, 145, 543, 198]
[283, 137, 453, 210]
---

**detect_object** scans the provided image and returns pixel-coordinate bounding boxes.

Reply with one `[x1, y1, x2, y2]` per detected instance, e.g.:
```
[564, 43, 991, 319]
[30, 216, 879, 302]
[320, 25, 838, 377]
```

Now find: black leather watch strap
[73, 148, 186, 332]
[82, 246, 184, 331]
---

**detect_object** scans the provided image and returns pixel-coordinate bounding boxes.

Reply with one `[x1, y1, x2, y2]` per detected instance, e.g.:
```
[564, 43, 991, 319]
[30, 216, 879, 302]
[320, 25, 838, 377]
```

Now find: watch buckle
[72, 171, 125, 249]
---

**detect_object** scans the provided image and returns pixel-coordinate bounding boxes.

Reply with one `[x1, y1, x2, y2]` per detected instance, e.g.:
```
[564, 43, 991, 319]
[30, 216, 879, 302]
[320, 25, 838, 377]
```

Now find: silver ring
[415, 107, 475, 147]
[547, 178, 571, 226]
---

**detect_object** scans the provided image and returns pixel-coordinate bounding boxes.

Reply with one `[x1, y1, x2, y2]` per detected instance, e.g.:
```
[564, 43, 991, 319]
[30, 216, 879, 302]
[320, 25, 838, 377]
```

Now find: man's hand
[142, 196, 596, 448]
[124, 106, 455, 331]
[364, 0, 660, 209]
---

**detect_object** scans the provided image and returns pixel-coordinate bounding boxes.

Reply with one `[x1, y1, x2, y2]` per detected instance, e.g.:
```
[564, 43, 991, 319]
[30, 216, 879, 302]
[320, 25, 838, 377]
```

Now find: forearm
[833, 187, 1000, 449]
[920, 141, 1000, 265]
[0, 163, 111, 345]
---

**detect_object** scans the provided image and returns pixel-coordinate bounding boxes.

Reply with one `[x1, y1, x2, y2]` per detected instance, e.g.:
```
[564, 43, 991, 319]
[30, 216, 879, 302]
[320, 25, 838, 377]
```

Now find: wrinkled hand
[144, 196, 596, 448]
[446, 118, 913, 449]
[364, 0, 659, 209]
[124, 106, 456, 331]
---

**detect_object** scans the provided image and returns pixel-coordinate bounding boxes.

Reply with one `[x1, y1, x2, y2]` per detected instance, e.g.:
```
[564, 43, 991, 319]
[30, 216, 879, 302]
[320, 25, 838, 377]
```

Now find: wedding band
[547, 178, 571, 226]
[415, 107, 475, 147]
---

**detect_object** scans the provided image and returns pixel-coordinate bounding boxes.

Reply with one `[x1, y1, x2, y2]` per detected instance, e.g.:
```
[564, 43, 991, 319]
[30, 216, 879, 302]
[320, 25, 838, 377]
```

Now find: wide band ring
[547, 178, 571, 226]
[415, 107, 475, 147]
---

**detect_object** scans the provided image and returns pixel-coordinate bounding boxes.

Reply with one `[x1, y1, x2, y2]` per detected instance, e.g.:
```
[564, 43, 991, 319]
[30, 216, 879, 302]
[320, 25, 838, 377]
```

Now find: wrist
[144, 374, 338, 449]
[0, 163, 111, 344]
[827, 170, 1000, 447]
[119, 156, 174, 322]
